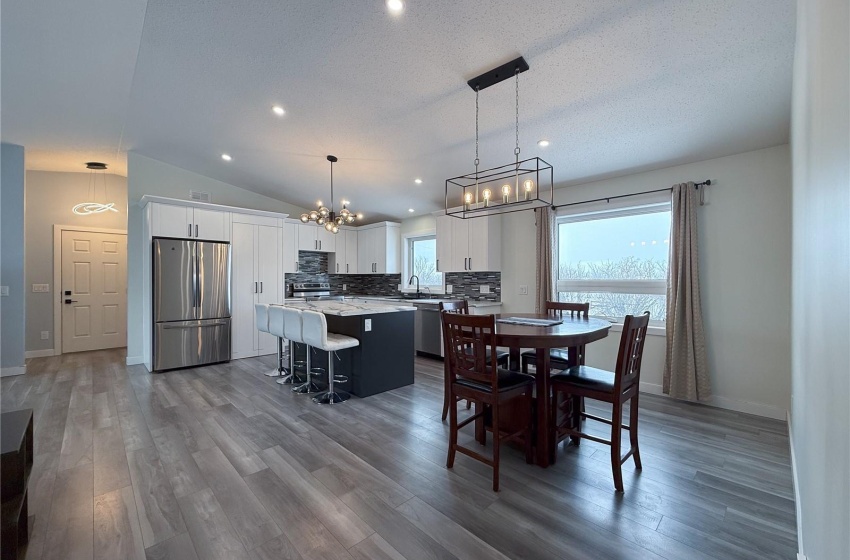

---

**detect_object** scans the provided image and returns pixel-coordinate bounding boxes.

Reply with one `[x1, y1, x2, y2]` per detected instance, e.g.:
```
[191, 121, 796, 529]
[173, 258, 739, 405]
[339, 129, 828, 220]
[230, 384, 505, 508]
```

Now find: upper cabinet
[282, 221, 298, 273]
[297, 223, 336, 252]
[436, 214, 501, 272]
[149, 201, 230, 242]
[358, 222, 400, 274]
[331, 228, 359, 274]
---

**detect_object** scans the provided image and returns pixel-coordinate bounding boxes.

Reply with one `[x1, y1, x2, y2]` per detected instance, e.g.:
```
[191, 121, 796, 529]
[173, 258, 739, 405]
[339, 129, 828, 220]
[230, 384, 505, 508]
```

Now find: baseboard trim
[0, 366, 27, 377]
[26, 349, 56, 359]
[125, 356, 144, 366]
[788, 412, 805, 557]
[639, 382, 787, 420]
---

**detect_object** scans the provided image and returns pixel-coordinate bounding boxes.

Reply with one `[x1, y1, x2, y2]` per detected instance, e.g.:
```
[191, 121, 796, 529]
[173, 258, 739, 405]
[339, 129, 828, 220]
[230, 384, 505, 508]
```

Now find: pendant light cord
[514, 68, 521, 161]
[329, 159, 334, 214]
[474, 86, 480, 172]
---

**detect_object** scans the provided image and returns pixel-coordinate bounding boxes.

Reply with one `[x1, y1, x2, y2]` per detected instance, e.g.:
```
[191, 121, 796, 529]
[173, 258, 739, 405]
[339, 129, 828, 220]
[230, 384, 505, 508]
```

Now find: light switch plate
[0, 286, 9, 296]
[480, 285, 490, 294]
[364, 318, 372, 332]
[342, 284, 347, 291]
[40, 331, 49, 340]
[446, 284, 453, 294]
[519, 285, 529, 295]
[32, 283, 50, 293]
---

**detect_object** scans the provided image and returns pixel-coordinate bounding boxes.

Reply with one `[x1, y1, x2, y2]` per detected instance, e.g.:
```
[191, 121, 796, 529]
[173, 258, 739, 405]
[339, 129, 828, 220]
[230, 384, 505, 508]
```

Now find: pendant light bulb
[324, 221, 334, 232]
[300, 213, 310, 223]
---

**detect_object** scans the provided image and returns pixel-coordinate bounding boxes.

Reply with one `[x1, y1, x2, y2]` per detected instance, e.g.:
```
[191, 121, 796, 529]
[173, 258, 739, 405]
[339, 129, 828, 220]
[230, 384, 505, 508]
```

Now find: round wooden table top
[491, 313, 611, 348]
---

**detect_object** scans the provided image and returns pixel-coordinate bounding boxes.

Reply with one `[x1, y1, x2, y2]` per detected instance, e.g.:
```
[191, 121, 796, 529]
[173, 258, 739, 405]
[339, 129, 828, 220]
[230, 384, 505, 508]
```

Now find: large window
[556, 202, 670, 324]
[406, 234, 442, 289]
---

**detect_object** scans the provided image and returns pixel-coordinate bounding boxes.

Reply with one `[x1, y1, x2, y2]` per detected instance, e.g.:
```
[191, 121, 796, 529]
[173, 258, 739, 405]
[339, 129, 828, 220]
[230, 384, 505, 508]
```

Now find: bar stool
[277, 306, 308, 386]
[267, 306, 293, 384]
[283, 308, 324, 394]
[301, 310, 359, 405]
[255, 304, 282, 377]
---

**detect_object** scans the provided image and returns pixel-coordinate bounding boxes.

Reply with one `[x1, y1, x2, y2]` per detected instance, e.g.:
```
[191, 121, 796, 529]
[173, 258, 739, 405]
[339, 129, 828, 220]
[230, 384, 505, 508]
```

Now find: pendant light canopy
[300, 155, 358, 233]
[445, 57, 553, 218]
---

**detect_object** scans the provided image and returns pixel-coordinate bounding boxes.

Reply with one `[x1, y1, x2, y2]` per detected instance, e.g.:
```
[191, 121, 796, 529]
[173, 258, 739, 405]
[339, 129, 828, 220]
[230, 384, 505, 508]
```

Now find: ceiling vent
[189, 190, 211, 203]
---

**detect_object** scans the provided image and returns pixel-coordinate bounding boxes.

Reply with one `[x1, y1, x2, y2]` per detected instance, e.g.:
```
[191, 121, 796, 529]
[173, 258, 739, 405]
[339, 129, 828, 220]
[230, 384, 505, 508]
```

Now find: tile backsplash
[285, 251, 501, 301]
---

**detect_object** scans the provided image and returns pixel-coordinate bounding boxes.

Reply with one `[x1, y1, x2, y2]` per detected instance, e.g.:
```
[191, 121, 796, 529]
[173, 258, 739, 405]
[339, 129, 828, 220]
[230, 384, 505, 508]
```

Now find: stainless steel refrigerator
[152, 238, 231, 371]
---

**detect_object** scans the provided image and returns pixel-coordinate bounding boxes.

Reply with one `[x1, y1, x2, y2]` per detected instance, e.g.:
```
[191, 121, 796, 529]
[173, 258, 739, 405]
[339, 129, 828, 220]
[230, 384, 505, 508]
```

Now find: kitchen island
[283, 299, 415, 397]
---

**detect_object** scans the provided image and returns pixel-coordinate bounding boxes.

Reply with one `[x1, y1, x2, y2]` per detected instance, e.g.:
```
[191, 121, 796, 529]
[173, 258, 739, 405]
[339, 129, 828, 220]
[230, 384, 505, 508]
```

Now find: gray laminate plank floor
[5, 348, 798, 560]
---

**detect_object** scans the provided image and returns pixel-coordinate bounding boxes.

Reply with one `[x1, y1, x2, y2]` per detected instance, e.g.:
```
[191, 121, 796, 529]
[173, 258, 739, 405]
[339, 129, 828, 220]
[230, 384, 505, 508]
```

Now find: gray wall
[126, 152, 310, 363]
[790, 0, 849, 557]
[1, 143, 26, 372]
[24, 171, 128, 353]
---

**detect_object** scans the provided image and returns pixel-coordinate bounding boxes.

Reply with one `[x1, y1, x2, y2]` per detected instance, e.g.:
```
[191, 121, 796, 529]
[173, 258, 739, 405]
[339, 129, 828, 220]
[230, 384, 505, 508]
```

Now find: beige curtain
[664, 182, 711, 401]
[535, 206, 556, 314]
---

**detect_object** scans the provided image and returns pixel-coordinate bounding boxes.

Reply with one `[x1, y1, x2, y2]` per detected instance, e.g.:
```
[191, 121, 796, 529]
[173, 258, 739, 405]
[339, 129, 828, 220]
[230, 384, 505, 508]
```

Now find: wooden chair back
[439, 300, 469, 314]
[613, 312, 651, 393]
[441, 312, 499, 390]
[546, 301, 589, 319]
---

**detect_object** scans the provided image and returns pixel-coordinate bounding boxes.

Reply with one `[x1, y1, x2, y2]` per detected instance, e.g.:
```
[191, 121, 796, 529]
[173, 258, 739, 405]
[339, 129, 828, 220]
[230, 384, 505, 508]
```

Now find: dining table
[483, 313, 611, 467]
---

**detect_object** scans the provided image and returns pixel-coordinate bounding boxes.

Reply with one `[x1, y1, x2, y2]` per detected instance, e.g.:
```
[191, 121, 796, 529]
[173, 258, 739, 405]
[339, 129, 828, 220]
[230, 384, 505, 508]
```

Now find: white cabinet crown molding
[139, 195, 289, 220]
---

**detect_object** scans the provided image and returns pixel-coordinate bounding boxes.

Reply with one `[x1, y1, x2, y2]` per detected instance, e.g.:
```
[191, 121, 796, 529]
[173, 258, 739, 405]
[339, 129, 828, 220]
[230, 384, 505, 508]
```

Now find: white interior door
[61, 230, 127, 353]
[231, 222, 257, 359]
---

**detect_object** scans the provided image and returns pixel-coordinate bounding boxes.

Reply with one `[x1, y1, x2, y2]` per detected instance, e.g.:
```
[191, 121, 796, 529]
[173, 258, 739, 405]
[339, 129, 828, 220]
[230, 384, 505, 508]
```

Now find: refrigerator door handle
[163, 321, 228, 329]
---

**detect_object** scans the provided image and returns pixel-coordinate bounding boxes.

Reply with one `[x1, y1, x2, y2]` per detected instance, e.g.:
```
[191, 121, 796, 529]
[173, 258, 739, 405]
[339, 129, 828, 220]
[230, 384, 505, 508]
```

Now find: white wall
[1, 143, 26, 374]
[125, 152, 310, 363]
[24, 171, 128, 354]
[790, 0, 849, 558]
[501, 145, 792, 418]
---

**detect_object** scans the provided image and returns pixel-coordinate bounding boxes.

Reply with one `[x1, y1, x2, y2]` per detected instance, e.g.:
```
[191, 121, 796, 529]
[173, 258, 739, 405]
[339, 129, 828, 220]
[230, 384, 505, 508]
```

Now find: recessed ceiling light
[537, 139, 550, 147]
[272, 105, 285, 116]
[408, 208, 415, 213]
[414, 178, 422, 184]
[386, 0, 403, 13]
[221, 153, 232, 161]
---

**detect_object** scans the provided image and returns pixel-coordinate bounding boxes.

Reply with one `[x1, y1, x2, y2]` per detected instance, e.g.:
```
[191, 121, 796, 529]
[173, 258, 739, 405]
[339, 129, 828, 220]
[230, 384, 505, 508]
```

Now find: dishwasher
[413, 301, 443, 357]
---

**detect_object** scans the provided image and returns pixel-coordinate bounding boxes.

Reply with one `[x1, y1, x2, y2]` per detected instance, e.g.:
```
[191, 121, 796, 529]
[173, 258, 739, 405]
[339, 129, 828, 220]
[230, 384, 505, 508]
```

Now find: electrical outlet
[446, 284, 453, 294]
[519, 285, 529, 295]
[0, 286, 8, 296]
[364, 318, 372, 332]
[32, 284, 50, 293]
[342, 284, 347, 291]
[480, 285, 490, 294]
[40, 331, 49, 340]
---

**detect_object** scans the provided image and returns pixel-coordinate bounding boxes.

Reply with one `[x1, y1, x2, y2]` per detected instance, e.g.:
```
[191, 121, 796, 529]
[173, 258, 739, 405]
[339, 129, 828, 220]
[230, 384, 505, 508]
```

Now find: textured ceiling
[2, 0, 795, 221]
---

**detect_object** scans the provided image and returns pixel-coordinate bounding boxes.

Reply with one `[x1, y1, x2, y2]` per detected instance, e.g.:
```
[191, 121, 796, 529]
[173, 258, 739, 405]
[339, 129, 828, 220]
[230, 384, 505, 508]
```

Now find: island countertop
[281, 299, 415, 316]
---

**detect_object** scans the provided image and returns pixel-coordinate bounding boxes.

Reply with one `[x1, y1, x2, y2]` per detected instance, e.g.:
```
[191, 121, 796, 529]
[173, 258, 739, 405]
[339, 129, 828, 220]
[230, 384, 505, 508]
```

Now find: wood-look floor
[3, 349, 797, 560]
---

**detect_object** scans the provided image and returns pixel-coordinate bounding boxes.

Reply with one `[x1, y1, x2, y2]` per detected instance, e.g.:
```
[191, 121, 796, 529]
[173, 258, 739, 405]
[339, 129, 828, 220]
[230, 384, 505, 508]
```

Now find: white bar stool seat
[255, 303, 282, 377]
[301, 310, 359, 404]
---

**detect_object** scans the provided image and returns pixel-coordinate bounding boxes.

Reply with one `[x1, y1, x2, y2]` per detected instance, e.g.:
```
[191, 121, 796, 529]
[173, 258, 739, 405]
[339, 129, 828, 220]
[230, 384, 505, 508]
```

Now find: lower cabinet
[231, 218, 281, 358]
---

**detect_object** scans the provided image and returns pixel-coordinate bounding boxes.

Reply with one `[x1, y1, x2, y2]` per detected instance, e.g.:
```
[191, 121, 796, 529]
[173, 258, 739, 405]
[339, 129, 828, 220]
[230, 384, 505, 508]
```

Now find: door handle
[64, 299, 78, 304]
[195, 224, 199, 238]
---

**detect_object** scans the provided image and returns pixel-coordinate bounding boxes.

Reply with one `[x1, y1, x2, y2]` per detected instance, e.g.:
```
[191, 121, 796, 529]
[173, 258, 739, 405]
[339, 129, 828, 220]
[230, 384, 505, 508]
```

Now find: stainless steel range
[289, 282, 343, 300]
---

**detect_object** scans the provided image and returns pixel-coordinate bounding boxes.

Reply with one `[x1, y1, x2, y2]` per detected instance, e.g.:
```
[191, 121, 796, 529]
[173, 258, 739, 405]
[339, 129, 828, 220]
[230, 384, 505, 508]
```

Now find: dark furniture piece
[1, 409, 33, 560]
[521, 301, 590, 373]
[551, 312, 650, 492]
[489, 313, 610, 467]
[438, 300, 509, 421]
[442, 313, 534, 491]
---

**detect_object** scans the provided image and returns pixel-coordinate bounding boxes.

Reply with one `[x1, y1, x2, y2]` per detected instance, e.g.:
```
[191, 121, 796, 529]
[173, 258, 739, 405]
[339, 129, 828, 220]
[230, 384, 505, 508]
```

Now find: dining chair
[441, 312, 534, 491]
[439, 300, 509, 421]
[521, 301, 590, 374]
[550, 312, 650, 492]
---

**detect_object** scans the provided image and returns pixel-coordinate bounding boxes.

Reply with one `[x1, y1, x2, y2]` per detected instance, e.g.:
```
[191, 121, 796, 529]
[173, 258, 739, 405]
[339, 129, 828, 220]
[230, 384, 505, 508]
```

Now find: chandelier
[73, 162, 119, 215]
[445, 57, 553, 218]
[300, 155, 358, 233]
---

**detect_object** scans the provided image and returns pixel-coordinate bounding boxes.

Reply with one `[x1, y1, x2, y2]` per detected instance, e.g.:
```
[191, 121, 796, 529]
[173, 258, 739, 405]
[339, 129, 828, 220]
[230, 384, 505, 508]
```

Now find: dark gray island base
[288, 305, 415, 398]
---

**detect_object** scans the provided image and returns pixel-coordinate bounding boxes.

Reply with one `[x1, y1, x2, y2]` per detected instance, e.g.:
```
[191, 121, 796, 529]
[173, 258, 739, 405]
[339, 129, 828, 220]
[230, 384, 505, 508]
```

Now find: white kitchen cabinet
[231, 218, 280, 359]
[330, 228, 358, 274]
[282, 221, 298, 273]
[297, 222, 335, 252]
[435, 214, 453, 273]
[357, 222, 400, 274]
[437, 214, 501, 272]
[149, 202, 230, 241]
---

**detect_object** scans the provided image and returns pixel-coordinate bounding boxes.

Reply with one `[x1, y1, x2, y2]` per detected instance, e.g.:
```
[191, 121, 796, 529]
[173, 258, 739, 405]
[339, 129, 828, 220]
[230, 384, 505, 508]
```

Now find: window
[556, 201, 670, 324]
[405, 234, 443, 289]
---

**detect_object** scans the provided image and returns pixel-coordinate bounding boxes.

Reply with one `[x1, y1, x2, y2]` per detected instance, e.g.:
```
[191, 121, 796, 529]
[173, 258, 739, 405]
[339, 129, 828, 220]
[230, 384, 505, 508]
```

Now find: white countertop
[281, 299, 415, 316]
[355, 296, 501, 308]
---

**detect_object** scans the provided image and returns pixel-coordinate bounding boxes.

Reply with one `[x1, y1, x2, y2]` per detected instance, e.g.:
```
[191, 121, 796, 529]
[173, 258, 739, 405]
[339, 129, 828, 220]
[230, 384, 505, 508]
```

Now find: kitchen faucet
[408, 275, 420, 297]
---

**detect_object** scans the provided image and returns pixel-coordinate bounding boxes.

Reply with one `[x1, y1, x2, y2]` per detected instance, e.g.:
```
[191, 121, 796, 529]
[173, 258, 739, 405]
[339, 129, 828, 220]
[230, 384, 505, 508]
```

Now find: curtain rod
[551, 180, 711, 210]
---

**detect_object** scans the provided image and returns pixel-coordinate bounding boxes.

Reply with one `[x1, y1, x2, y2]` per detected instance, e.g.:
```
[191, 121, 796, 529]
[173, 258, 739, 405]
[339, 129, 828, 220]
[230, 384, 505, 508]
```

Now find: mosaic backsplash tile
[285, 251, 500, 301]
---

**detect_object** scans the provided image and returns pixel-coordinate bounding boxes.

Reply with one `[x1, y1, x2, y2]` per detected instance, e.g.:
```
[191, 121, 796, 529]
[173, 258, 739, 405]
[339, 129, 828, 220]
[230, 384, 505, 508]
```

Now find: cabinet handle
[336, 263, 339, 273]
[468, 257, 471, 270]
[254, 282, 258, 294]
[188, 224, 192, 237]
[295, 261, 299, 272]
[436, 259, 440, 271]
[195, 224, 199, 238]
[260, 281, 263, 293]
[346, 263, 349, 273]
[319, 240, 322, 250]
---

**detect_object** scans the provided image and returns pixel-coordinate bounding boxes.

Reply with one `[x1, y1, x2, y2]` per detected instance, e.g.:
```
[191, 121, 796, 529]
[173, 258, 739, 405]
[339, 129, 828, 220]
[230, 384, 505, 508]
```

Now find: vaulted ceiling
[2, 0, 796, 221]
